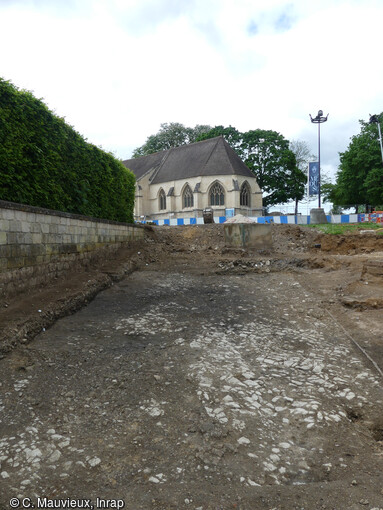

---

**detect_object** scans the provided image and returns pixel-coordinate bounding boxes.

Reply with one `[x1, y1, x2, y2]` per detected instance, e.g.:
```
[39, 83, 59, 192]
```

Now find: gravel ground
[0, 224, 383, 510]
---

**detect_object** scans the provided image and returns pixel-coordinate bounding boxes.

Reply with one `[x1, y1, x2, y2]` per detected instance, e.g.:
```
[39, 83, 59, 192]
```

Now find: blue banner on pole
[309, 162, 319, 195]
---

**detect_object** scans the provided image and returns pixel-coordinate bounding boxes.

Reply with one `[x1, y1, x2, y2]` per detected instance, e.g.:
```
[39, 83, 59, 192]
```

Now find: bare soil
[1, 224, 383, 510]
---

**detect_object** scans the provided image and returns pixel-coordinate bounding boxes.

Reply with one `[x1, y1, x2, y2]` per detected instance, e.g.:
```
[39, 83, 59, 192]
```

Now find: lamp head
[369, 114, 379, 124]
[318, 110, 323, 117]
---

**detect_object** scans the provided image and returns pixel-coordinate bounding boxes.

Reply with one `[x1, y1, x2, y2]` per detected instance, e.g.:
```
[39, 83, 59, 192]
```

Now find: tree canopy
[331, 114, 383, 211]
[196, 125, 243, 155]
[132, 122, 212, 157]
[241, 129, 299, 207]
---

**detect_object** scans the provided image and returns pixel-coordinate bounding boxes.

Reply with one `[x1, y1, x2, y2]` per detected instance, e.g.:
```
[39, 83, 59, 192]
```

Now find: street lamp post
[369, 114, 383, 165]
[309, 109, 329, 208]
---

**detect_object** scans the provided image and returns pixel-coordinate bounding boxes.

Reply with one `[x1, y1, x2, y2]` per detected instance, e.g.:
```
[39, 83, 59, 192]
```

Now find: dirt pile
[319, 232, 383, 254]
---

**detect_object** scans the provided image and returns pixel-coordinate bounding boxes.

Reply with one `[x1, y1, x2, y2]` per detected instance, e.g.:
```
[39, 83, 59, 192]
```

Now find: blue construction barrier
[144, 213, 381, 226]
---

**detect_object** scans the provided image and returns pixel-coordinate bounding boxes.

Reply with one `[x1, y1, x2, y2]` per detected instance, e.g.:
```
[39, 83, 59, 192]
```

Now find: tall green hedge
[0, 78, 135, 222]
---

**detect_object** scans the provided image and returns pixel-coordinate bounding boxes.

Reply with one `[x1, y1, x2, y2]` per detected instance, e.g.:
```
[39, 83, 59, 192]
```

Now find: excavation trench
[1, 224, 383, 509]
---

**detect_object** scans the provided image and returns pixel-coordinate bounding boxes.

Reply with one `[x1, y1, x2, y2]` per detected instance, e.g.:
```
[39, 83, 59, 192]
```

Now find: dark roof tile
[122, 136, 254, 184]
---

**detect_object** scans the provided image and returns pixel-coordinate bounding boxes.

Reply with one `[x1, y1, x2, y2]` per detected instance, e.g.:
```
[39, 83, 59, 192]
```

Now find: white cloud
[0, 0, 382, 177]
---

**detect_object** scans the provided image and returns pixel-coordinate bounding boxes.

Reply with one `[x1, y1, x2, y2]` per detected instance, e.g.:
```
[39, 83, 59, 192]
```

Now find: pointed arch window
[183, 184, 194, 208]
[159, 189, 166, 210]
[209, 182, 225, 206]
[240, 182, 251, 207]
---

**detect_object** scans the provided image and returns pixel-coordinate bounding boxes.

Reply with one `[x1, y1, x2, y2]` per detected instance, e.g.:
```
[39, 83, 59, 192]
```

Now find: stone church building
[122, 136, 263, 221]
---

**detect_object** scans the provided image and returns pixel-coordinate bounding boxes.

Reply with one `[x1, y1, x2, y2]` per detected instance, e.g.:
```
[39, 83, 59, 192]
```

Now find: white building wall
[134, 174, 263, 220]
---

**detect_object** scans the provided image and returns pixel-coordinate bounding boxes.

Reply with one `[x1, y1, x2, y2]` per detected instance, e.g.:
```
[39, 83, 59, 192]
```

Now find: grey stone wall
[0, 201, 144, 299]
[223, 223, 272, 249]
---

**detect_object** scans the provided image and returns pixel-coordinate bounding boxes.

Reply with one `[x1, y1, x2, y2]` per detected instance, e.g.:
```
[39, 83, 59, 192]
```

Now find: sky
[1, 0, 382, 194]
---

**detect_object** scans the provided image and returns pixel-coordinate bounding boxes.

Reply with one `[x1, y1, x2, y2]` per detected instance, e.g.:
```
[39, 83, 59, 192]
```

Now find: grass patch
[306, 223, 383, 235]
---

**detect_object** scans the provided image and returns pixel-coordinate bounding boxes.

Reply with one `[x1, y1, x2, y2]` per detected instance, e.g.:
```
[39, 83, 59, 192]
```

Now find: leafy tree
[196, 125, 243, 155]
[365, 166, 383, 205]
[331, 114, 383, 212]
[132, 122, 212, 157]
[321, 182, 338, 204]
[240, 129, 305, 208]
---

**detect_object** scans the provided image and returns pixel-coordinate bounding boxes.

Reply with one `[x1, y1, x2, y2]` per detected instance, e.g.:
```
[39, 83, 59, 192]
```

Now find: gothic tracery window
[183, 184, 194, 208]
[209, 182, 225, 206]
[240, 182, 251, 207]
[159, 189, 166, 210]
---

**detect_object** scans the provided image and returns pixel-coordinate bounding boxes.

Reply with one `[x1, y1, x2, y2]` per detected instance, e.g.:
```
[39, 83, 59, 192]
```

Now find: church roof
[122, 136, 255, 184]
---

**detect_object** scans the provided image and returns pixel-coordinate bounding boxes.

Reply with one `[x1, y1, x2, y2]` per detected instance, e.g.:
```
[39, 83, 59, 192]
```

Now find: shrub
[0, 78, 135, 222]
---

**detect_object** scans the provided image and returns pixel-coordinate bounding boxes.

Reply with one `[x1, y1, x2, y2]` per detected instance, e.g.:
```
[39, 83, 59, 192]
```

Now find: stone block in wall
[0, 232, 6, 245]
[30, 244, 45, 257]
[21, 221, 31, 232]
[1, 209, 15, 220]
[44, 244, 59, 256]
[59, 216, 69, 226]
[7, 232, 17, 244]
[32, 233, 42, 244]
[40, 214, 53, 224]
[0, 245, 12, 258]
[26, 212, 37, 223]
[9, 219, 22, 232]
[41, 233, 49, 244]
[17, 232, 33, 244]
[0, 219, 10, 232]
[41, 223, 50, 234]
[14, 210, 30, 221]
[47, 234, 62, 245]
[30, 222, 42, 233]
[7, 257, 24, 269]
[57, 243, 78, 255]
[11, 245, 27, 258]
